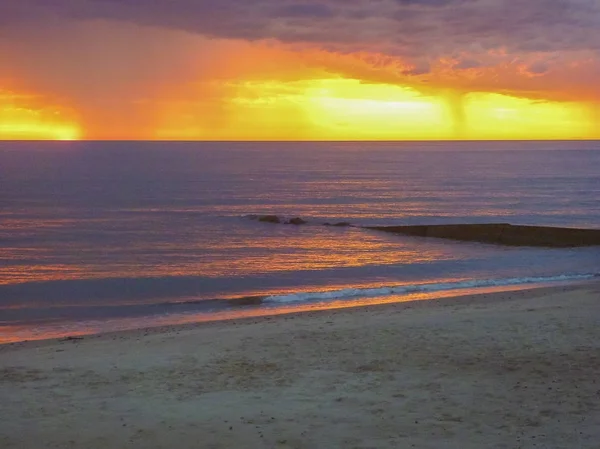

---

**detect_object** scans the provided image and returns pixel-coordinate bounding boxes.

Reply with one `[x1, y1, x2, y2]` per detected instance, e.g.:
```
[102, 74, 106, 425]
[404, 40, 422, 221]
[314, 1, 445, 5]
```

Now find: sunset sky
[1, 0, 600, 140]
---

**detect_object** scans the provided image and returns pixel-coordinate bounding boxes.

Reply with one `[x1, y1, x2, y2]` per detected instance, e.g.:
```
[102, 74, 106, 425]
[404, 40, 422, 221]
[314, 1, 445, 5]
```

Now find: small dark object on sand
[60, 336, 84, 342]
[258, 215, 281, 224]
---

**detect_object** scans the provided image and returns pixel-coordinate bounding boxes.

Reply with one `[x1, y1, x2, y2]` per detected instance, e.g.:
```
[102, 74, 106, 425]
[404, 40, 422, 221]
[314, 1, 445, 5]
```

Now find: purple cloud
[2, 0, 600, 63]
[527, 61, 551, 75]
[273, 3, 335, 18]
[454, 59, 481, 70]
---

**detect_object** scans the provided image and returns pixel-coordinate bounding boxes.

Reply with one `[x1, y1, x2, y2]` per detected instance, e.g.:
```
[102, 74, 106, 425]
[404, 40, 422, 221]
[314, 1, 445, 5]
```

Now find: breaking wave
[263, 273, 597, 304]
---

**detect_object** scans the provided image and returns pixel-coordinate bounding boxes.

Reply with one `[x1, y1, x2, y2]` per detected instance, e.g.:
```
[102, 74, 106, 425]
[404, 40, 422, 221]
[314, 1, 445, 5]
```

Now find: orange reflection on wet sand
[0, 284, 546, 345]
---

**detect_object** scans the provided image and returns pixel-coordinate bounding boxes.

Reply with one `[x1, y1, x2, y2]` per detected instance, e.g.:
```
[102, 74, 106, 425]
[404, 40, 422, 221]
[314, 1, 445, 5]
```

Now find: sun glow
[0, 91, 81, 140]
[303, 80, 450, 139]
[2, 79, 595, 142]
[0, 122, 80, 141]
[154, 79, 451, 140]
[153, 77, 595, 141]
[465, 93, 591, 140]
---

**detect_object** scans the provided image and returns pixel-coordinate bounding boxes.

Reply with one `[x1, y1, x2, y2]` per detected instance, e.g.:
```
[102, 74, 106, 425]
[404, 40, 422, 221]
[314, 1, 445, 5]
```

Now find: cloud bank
[4, 0, 600, 57]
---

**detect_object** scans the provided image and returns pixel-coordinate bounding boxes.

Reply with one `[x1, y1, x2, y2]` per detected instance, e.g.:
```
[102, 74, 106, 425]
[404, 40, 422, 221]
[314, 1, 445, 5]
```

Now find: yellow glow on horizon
[3, 81, 595, 141]
[303, 80, 451, 139]
[155, 78, 595, 141]
[0, 92, 81, 141]
[465, 93, 591, 140]
[155, 79, 452, 140]
[0, 122, 81, 141]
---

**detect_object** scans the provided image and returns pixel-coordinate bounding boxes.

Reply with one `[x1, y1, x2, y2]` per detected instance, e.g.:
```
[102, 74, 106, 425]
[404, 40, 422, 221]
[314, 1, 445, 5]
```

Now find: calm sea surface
[1, 141, 599, 342]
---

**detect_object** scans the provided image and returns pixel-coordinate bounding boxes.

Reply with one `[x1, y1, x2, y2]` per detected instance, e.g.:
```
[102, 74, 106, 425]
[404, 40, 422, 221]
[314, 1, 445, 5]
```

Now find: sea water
[1, 141, 599, 342]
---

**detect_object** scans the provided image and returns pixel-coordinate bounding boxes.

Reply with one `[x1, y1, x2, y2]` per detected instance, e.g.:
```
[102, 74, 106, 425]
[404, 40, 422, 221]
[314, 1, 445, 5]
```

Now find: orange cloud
[1, 17, 599, 140]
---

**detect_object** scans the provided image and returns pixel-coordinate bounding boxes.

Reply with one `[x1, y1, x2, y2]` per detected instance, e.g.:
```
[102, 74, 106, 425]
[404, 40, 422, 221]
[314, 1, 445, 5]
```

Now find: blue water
[1, 141, 599, 341]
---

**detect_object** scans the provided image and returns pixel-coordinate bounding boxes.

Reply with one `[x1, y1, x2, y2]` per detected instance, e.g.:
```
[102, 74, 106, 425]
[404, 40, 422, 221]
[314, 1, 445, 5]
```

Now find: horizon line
[1, 138, 600, 143]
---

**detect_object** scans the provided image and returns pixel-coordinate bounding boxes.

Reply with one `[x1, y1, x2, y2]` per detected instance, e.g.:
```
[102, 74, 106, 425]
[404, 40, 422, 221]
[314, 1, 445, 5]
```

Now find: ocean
[1, 141, 599, 342]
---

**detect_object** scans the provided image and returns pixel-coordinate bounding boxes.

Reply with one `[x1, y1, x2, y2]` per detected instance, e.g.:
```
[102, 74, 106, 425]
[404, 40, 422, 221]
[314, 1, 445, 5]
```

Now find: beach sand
[1, 283, 599, 449]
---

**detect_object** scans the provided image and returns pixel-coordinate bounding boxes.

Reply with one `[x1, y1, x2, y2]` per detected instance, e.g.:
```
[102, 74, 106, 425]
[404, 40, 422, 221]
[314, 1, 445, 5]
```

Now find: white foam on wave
[263, 273, 597, 304]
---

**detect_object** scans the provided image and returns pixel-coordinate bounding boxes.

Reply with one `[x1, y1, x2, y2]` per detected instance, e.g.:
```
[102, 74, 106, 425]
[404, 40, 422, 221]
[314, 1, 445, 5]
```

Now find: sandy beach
[1, 283, 599, 449]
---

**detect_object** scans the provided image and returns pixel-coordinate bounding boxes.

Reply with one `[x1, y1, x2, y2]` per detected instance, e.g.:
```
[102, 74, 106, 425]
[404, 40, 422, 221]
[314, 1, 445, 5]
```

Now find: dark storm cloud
[393, 0, 468, 7]
[2, 0, 600, 58]
[454, 59, 482, 70]
[273, 3, 335, 18]
[527, 61, 551, 75]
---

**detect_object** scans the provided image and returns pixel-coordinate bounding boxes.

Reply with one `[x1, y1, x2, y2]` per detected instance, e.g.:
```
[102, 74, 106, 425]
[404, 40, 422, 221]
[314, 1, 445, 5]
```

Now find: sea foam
[263, 273, 596, 304]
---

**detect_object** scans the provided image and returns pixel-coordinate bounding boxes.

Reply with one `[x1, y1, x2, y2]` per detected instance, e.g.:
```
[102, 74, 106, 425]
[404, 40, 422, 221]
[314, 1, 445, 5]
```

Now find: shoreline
[1, 281, 599, 448]
[0, 279, 600, 353]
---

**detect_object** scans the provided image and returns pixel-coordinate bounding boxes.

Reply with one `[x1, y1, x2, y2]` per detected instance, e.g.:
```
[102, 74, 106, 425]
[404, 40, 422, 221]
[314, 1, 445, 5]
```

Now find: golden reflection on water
[0, 264, 89, 285]
[0, 225, 451, 285]
[199, 232, 444, 274]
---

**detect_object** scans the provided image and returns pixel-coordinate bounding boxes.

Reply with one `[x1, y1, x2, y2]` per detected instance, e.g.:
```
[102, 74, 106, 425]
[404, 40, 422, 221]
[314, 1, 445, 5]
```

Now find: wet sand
[1, 283, 599, 449]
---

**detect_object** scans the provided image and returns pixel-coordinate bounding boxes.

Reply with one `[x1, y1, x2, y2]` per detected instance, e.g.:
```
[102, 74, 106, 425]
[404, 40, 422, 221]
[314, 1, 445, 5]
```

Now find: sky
[1, 0, 600, 140]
